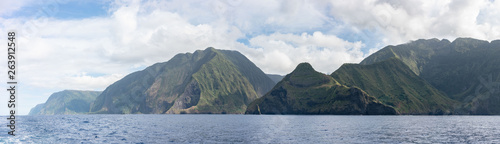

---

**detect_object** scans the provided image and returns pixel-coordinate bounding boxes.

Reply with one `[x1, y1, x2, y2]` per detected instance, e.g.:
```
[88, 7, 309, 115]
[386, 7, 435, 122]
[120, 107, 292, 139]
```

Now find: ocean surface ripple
[0, 115, 499, 143]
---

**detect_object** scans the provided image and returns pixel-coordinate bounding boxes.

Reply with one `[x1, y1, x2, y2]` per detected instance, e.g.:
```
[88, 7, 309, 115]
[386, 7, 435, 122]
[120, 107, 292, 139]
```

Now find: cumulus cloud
[0, 0, 250, 93]
[6, 0, 500, 92]
[242, 32, 365, 74]
[3, 0, 500, 115]
[328, 0, 500, 45]
[152, 0, 333, 35]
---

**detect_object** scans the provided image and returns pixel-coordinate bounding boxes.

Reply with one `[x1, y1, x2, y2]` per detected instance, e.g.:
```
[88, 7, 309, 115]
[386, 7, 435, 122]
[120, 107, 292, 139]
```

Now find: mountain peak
[441, 39, 451, 44]
[413, 38, 440, 43]
[286, 62, 332, 87]
[331, 58, 455, 114]
[246, 63, 396, 115]
[408, 38, 451, 47]
[204, 47, 217, 52]
[192, 47, 218, 56]
[491, 40, 500, 45]
[291, 62, 315, 74]
[91, 48, 275, 114]
[451, 37, 489, 45]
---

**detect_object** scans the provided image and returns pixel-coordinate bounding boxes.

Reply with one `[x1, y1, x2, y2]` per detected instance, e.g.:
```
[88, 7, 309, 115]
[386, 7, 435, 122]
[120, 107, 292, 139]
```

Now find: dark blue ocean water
[0, 115, 499, 143]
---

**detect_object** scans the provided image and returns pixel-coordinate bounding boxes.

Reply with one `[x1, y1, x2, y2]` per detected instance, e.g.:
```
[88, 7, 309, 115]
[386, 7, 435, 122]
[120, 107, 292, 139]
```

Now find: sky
[1, 0, 500, 115]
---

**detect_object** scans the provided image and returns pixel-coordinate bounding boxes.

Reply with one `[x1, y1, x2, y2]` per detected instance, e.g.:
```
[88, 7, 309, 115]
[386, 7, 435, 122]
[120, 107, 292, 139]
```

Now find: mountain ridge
[90, 47, 275, 114]
[246, 62, 397, 115]
[29, 90, 101, 115]
[29, 38, 500, 115]
[332, 58, 457, 114]
[361, 37, 500, 114]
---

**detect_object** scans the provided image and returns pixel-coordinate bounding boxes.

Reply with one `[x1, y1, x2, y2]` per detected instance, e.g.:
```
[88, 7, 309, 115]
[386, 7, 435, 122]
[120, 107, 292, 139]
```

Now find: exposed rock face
[90, 48, 275, 114]
[332, 58, 456, 115]
[167, 81, 201, 112]
[361, 38, 500, 114]
[246, 63, 397, 115]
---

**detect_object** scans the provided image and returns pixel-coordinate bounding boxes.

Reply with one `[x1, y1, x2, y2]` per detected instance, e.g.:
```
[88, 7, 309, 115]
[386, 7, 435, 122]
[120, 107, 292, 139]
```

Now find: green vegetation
[332, 58, 457, 114]
[248, 37, 500, 115]
[246, 63, 397, 115]
[90, 47, 275, 114]
[172, 52, 258, 114]
[33, 38, 500, 115]
[361, 38, 451, 75]
[361, 38, 500, 114]
[28, 90, 101, 115]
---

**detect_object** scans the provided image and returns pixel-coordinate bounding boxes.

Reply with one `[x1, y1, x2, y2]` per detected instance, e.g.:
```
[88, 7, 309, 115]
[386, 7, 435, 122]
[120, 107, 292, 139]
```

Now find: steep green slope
[219, 50, 277, 95]
[246, 63, 397, 115]
[361, 38, 500, 114]
[332, 58, 456, 114]
[90, 47, 275, 114]
[361, 38, 451, 75]
[167, 52, 258, 114]
[29, 90, 101, 115]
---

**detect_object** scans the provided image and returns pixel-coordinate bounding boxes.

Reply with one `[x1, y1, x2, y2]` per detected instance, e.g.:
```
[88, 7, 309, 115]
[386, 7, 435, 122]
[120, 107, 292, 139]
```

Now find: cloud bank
[1, 0, 500, 114]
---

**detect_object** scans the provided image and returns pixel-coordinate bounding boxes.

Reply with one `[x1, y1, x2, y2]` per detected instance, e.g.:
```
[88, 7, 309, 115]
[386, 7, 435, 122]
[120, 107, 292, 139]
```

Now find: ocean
[1, 115, 499, 143]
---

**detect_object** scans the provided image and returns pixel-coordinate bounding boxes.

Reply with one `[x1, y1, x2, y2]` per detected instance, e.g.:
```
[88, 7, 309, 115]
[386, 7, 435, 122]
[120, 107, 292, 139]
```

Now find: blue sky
[3, 1, 110, 19]
[1, 0, 500, 115]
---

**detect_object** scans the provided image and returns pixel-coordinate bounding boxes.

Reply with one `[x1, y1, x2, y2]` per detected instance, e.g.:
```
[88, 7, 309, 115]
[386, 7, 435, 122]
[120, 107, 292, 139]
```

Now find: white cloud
[242, 32, 365, 74]
[4, 0, 500, 115]
[328, 0, 500, 46]
[7, 1, 245, 92]
[153, 0, 333, 35]
[60, 73, 125, 90]
[0, 0, 253, 99]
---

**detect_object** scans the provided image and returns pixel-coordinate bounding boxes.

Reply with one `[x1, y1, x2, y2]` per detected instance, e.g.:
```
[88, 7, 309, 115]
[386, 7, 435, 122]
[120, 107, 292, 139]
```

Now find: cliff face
[28, 103, 45, 115]
[361, 38, 500, 114]
[246, 63, 397, 115]
[332, 58, 456, 114]
[29, 90, 101, 115]
[90, 48, 275, 114]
